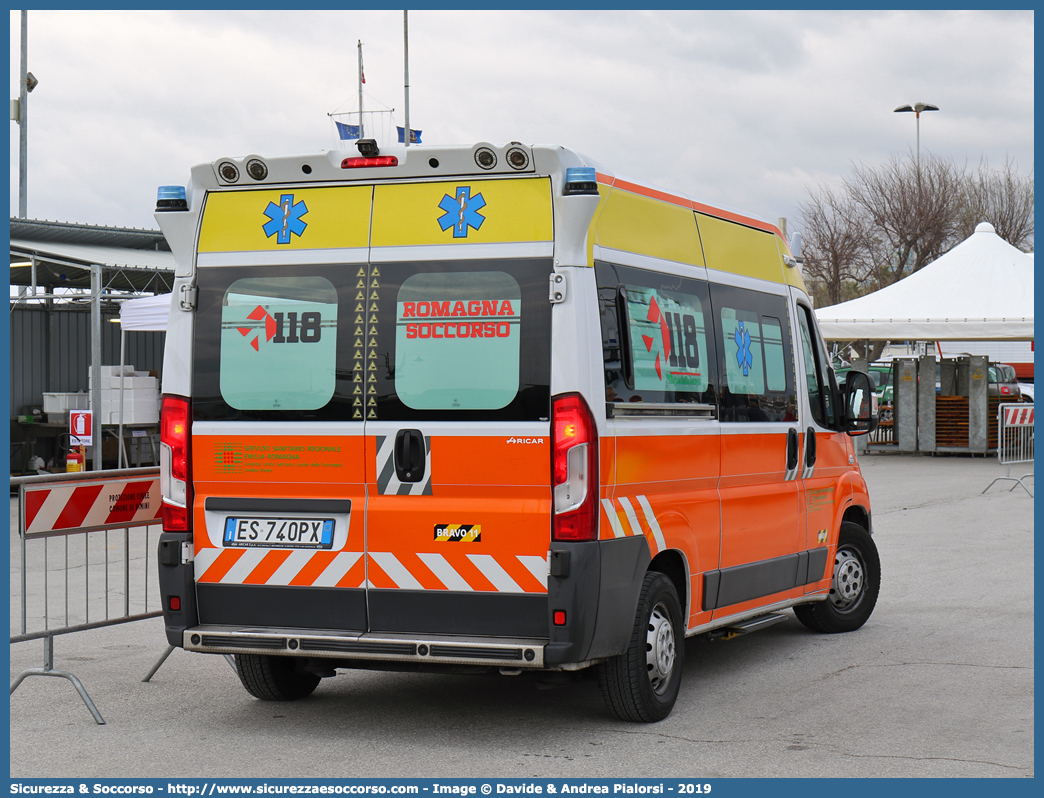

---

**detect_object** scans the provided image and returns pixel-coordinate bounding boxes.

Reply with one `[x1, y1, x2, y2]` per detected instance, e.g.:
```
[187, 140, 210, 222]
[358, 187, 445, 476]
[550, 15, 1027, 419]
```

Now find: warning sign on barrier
[20, 475, 161, 537]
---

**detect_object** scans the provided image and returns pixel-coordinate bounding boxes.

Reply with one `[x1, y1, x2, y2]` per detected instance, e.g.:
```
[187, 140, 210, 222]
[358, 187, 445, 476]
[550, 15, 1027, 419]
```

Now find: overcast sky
[8, 9, 1034, 240]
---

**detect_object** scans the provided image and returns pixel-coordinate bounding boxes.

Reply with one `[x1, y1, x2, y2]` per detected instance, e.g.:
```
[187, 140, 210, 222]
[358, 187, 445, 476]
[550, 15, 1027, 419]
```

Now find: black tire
[235, 655, 321, 701]
[795, 522, 880, 633]
[598, 571, 685, 722]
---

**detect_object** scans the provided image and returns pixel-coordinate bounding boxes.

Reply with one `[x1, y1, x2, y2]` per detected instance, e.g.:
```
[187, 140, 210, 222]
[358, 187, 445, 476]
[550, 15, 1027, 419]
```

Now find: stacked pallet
[935, 396, 1003, 449]
[935, 396, 969, 448]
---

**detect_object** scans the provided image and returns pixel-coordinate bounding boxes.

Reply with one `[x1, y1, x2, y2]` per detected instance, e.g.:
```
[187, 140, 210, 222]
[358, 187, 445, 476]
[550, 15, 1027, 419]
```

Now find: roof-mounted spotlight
[356, 139, 380, 157]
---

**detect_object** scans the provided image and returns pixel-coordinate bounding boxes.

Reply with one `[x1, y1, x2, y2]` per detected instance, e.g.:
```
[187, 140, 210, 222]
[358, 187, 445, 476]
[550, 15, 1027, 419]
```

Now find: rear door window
[394, 271, 522, 410]
[375, 259, 551, 421]
[219, 276, 338, 411]
[191, 259, 551, 423]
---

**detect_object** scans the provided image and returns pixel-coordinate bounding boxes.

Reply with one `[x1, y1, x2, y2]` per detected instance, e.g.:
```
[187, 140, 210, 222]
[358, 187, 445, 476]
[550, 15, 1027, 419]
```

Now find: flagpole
[357, 39, 364, 137]
[403, 11, 411, 148]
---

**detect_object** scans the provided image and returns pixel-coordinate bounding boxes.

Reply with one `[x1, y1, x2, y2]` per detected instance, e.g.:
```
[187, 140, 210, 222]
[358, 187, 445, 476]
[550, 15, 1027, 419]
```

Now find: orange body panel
[607, 430, 720, 629]
[191, 434, 366, 587]
[718, 431, 802, 572]
[364, 433, 552, 594]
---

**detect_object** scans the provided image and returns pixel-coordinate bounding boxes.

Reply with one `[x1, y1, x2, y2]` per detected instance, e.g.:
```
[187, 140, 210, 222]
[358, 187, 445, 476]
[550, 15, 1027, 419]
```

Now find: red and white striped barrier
[1003, 405, 1034, 427]
[21, 476, 161, 536]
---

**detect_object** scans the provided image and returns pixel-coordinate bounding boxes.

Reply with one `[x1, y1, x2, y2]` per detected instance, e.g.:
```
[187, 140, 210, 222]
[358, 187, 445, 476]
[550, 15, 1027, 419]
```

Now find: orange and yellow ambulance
[155, 140, 879, 721]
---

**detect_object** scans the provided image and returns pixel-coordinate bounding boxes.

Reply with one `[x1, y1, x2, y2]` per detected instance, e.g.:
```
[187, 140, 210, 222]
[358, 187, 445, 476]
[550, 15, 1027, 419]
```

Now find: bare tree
[845, 153, 966, 288]
[800, 152, 1034, 318]
[798, 187, 873, 306]
[958, 157, 1034, 250]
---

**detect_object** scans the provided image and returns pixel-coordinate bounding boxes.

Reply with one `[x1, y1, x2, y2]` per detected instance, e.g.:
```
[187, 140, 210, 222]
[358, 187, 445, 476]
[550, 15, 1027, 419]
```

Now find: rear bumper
[184, 625, 546, 668]
[159, 534, 650, 668]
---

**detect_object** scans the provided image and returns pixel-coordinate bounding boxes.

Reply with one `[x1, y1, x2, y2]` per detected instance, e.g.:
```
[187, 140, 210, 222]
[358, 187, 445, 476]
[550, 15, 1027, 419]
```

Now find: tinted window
[219, 276, 338, 411]
[394, 271, 522, 410]
[595, 261, 717, 408]
[797, 303, 836, 428]
[192, 259, 552, 422]
[710, 283, 796, 422]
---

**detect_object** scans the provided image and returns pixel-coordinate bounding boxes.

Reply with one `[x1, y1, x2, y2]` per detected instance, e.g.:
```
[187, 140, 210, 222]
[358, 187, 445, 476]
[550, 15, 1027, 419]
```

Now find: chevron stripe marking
[417, 552, 473, 591]
[286, 550, 340, 586]
[617, 496, 644, 538]
[313, 551, 363, 588]
[467, 554, 523, 593]
[198, 548, 244, 582]
[242, 550, 293, 584]
[635, 494, 666, 553]
[221, 549, 269, 584]
[601, 498, 626, 538]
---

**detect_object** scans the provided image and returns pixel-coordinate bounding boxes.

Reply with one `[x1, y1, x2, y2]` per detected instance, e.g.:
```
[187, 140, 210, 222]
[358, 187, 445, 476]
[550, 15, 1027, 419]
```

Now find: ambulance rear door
[361, 178, 556, 640]
[189, 185, 373, 633]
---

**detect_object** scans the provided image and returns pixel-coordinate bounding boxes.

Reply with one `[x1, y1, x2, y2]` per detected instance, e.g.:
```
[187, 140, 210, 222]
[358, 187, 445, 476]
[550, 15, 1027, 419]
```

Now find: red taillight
[552, 393, 599, 541]
[160, 394, 192, 533]
[1001, 385, 1012, 395]
[553, 610, 567, 626]
[169, 596, 181, 612]
[341, 156, 399, 169]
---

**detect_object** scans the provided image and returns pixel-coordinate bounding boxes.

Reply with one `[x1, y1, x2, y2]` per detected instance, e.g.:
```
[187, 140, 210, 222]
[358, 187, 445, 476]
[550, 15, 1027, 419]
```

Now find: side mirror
[843, 371, 878, 436]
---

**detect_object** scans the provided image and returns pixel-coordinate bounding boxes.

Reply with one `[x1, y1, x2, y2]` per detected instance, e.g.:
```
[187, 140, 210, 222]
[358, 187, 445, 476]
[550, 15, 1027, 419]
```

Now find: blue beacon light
[563, 167, 599, 196]
[156, 185, 188, 212]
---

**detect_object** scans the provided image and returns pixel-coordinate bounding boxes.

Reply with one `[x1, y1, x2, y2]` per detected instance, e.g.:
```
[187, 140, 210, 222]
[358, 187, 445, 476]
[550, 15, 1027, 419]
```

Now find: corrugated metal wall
[10, 305, 165, 414]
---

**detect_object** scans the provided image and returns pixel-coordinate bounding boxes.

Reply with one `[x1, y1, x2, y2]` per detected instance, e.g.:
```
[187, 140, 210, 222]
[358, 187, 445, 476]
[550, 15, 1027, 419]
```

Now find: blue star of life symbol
[437, 186, 486, 238]
[734, 321, 753, 377]
[262, 194, 308, 244]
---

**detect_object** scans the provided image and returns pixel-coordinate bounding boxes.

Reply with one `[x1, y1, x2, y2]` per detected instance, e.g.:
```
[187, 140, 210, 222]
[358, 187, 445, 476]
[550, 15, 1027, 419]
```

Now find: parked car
[1016, 383, 1033, 403]
[988, 363, 1022, 400]
[835, 363, 894, 405]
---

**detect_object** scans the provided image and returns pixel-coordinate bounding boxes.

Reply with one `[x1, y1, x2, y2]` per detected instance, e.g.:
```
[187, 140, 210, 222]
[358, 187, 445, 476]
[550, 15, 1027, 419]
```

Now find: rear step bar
[184, 626, 546, 668]
[704, 612, 789, 641]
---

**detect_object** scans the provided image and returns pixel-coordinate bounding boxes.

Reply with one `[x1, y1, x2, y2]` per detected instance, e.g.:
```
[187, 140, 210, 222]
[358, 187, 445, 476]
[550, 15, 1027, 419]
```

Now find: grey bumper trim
[183, 626, 546, 668]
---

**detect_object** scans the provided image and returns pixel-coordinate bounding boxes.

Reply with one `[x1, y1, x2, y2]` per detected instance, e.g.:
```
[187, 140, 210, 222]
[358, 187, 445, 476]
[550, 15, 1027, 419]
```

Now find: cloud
[9, 9, 1034, 235]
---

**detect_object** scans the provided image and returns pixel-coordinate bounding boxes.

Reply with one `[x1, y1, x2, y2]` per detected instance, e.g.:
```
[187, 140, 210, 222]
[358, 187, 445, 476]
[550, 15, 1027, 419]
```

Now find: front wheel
[795, 522, 880, 633]
[598, 571, 685, 722]
[235, 655, 321, 701]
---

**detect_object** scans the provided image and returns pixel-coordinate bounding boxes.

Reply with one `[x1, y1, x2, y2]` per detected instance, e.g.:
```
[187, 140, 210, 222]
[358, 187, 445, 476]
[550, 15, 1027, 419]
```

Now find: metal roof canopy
[11, 218, 175, 295]
[10, 218, 175, 471]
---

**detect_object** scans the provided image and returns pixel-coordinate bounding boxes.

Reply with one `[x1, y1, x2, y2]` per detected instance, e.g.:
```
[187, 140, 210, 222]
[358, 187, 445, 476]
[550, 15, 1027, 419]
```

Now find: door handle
[786, 428, 799, 471]
[394, 429, 426, 482]
[805, 427, 817, 468]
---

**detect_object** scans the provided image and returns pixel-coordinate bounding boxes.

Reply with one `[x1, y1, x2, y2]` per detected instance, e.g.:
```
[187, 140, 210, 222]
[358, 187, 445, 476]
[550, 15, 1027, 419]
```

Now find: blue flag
[336, 121, 362, 140]
[397, 126, 422, 144]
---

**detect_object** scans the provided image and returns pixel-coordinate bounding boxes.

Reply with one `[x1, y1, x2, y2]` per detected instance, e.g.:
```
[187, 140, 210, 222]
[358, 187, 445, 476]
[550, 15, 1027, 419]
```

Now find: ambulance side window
[595, 261, 717, 409]
[797, 304, 836, 429]
[710, 283, 797, 423]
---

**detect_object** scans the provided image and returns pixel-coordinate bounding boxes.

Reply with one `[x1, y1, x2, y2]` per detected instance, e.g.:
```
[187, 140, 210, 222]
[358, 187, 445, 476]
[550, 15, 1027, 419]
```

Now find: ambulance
[155, 140, 880, 722]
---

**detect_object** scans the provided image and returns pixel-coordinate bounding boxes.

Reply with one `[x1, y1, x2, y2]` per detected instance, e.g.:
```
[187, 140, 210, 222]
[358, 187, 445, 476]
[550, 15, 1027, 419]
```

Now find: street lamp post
[894, 102, 939, 169]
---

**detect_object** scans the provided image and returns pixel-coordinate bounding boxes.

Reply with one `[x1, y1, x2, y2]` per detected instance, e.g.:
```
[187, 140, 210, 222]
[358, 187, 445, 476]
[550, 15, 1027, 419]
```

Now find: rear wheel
[795, 522, 880, 633]
[235, 655, 321, 701]
[598, 571, 685, 722]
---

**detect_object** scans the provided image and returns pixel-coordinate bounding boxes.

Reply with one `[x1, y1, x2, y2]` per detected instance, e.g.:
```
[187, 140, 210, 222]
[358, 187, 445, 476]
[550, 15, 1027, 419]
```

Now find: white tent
[115, 293, 171, 466]
[119, 292, 172, 331]
[815, 223, 1034, 341]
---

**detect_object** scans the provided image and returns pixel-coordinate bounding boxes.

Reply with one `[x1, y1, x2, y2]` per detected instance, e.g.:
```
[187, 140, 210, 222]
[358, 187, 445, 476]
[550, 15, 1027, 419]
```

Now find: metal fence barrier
[983, 403, 1034, 497]
[10, 467, 164, 724]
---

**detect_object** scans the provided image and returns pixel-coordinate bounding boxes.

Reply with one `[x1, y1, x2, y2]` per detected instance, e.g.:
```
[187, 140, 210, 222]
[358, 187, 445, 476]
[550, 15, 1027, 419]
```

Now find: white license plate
[223, 517, 335, 549]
